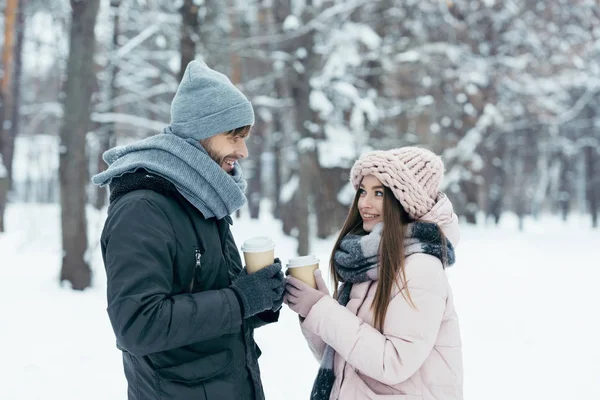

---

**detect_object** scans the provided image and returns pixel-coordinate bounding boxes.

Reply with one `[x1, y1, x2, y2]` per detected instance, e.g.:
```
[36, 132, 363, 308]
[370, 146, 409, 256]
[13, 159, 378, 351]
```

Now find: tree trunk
[272, 119, 284, 219]
[592, 185, 599, 229]
[228, 3, 243, 86]
[515, 178, 526, 231]
[0, 0, 21, 232]
[229, 3, 264, 219]
[486, 180, 504, 226]
[280, 187, 298, 236]
[270, 0, 292, 219]
[247, 117, 265, 219]
[585, 145, 598, 228]
[560, 200, 569, 222]
[513, 145, 527, 231]
[485, 137, 506, 226]
[296, 150, 316, 256]
[59, 0, 100, 290]
[590, 191, 598, 229]
[287, 2, 324, 256]
[9, 0, 24, 181]
[461, 180, 478, 224]
[315, 167, 351, 239]
[1, 0, 17, 184]
[0, 172, 7, 232]
[179, 0, 199, 81]
[558, 153, 571, 222]
[291, 29, 319, 256]
[95, 0, 120, 210]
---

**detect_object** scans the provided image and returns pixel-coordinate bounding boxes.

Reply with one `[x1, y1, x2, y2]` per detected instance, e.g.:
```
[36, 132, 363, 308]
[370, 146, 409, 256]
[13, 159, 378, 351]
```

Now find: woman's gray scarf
[91, 127, 247, 219]
[310, 222, 455, 400]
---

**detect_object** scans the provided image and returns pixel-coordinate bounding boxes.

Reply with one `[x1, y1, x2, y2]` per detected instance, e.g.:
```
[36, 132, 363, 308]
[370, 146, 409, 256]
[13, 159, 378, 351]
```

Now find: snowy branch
[90, 113, 164, 132]
[20, 102, 63, 117]
[443, 104, 505, 187]
[505, 85, 600, 130]
[542, 86, 600, 126]
[394, 42, 469, 65]
[229, 0, 379, 49]
[252, 96, 295, 109]
[108, 23, 162, 66]
[445, 104, 504, 163]
[95, 83, 176, 111]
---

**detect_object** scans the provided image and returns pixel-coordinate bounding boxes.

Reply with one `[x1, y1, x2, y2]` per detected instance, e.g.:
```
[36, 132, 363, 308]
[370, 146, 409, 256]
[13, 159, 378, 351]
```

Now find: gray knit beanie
[169, 60, 255, 140]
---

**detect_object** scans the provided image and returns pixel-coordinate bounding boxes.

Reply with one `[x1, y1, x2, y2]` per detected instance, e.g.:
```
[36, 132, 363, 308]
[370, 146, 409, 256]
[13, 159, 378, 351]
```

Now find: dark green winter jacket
[100, 170, 278, 400]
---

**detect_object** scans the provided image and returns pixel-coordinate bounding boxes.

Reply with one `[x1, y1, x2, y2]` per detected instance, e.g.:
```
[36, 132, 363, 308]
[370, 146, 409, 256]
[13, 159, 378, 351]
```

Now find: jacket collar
[109, 169, 177, 204]
[108, 169, 233, 226]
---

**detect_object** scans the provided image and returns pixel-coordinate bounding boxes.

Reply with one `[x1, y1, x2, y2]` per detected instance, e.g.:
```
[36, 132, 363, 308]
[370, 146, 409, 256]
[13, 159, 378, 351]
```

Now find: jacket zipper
[189, 249, 202, 292]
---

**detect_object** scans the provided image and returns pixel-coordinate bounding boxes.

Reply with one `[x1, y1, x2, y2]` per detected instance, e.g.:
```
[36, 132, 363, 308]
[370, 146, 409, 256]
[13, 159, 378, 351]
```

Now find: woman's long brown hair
[329, 185, 414, 331]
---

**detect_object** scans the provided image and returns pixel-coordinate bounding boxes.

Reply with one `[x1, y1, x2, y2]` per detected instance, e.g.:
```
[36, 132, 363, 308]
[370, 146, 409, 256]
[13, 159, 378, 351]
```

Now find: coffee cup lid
[241, 236, 275, 253]
[286, 254, 319, 268]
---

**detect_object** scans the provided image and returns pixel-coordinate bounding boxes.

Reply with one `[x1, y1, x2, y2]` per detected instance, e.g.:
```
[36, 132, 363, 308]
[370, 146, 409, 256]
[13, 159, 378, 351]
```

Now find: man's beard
[200, 138, 231, 174]
[199, 138, 219, 162]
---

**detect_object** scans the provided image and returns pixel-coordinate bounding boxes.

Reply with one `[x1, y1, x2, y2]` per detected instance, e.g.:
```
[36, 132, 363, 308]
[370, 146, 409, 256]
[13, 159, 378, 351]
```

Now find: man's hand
[230, 260, 285, 319]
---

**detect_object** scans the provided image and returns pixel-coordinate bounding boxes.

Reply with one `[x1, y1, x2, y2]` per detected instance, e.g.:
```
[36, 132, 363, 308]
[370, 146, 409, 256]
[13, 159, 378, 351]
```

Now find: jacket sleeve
[300, 318, 328, 361]
[251, 309, 280, 329]
[102, 195, 243, 357]
[301, 255, 447, 385]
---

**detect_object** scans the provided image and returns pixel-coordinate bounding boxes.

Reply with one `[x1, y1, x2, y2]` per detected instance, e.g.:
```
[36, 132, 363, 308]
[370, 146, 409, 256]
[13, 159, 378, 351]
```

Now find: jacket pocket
[362, 391, 423, 400]
[156, 349, 233, 383]
[357, 381, 423, 400]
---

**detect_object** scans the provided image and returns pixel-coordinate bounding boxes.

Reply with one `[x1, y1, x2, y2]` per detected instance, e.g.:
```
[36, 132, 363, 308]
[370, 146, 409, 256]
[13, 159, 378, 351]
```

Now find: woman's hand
[313, 269, 330, 296]
[284, 270, 329, 318]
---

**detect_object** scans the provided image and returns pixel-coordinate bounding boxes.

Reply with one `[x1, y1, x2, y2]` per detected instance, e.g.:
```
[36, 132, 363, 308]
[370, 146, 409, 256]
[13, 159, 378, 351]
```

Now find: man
[92, 61, 285, 400]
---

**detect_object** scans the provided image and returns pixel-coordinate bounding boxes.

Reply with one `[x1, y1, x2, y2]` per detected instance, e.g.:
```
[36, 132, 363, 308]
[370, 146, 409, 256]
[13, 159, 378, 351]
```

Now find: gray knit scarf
[310, 222, 455, 400]
[91, 127, 247, 219]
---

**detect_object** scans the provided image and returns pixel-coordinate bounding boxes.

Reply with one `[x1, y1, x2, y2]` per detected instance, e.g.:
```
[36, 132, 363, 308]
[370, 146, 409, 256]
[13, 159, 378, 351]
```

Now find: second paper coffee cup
[241, 237, 276, 274]
[286, 255, 320, 288]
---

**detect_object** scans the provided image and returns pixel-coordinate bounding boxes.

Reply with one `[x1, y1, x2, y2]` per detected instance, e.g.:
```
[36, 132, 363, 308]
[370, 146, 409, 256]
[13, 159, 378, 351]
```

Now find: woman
[285, 147, 462, 400]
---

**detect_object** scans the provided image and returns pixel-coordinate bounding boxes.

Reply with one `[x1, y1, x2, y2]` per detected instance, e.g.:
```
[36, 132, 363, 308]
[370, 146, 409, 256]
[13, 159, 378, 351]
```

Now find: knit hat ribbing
[169, 61, 255, 140]
[350, 147, 445, 219]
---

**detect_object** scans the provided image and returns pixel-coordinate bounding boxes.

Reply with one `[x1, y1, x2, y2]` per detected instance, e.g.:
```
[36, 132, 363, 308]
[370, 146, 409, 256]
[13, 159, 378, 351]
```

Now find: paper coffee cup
[286, 255, 320, 288]
[241, 236, 276, 274]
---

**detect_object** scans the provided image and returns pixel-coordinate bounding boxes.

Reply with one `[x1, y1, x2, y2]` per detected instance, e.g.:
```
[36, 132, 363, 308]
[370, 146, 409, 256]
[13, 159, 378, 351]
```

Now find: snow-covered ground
[1, 203, 599, 400]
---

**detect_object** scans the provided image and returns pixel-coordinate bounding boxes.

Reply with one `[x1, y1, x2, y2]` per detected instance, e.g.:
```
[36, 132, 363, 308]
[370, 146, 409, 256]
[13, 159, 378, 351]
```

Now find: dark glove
[230, 259, 285, 319]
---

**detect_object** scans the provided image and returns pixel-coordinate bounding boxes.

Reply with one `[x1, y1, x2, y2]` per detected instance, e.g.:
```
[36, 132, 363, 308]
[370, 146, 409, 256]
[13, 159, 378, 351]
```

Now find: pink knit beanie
[350, 147, 444, 219]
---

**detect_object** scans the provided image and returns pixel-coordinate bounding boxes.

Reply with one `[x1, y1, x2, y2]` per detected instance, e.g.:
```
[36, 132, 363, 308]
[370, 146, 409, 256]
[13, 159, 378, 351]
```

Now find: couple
[92, 61, 463, 400]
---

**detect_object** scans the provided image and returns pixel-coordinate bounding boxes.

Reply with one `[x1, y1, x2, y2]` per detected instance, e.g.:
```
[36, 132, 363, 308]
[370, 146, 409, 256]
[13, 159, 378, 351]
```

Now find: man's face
[201, 129, 250, 175]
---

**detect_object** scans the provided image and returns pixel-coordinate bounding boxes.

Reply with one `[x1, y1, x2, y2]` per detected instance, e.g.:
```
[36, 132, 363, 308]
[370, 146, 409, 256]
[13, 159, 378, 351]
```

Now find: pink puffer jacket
[301, 196, 463, 400]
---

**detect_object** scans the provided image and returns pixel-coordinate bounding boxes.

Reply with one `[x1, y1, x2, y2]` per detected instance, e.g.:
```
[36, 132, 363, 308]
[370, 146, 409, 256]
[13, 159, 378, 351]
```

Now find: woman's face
[357, 175, 384, 232]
